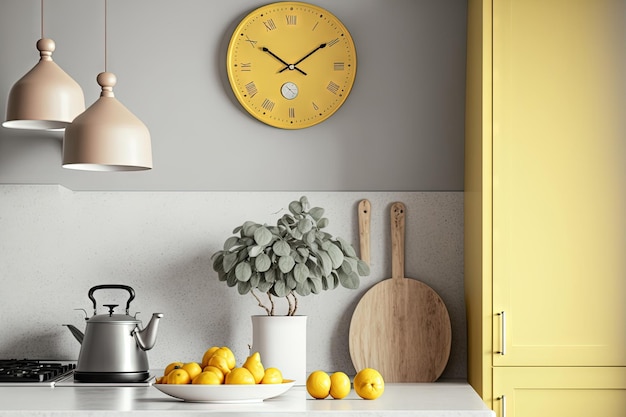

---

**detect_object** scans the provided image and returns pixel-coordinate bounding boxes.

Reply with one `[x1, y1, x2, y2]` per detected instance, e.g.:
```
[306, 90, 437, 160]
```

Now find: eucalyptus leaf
[326, 243, 345, 268]
[357, 259, 371, 276]
[278, 255, 295, 273]
[289, 201, 303, 215]
[237, 280, 251, 295]
[309, 207, 324, 221]
[317, 218, 329, 229]
[297, 218, 313, 233]
[255, 253, 271, 272]
[223, 253, 238, 273]
[254, 226, 273, 246]
[248, 245, 264, 258]
[273, 279, 289, 297]
[294, 263, 310, 283]
[235, 262, 252, 282]
[223, 236, 240, 251]
[273, 240, 291, 257]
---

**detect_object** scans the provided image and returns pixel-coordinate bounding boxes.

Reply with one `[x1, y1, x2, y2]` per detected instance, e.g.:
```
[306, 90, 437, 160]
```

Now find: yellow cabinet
[465, 0, 626, 415]
[493, 368, 626, 417]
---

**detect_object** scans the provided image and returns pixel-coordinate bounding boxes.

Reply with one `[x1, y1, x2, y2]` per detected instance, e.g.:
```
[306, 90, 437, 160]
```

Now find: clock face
[226, 2, 357, 129]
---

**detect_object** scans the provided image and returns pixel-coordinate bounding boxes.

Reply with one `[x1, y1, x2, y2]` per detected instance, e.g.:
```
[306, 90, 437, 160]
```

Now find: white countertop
[0, 382, 494, 417]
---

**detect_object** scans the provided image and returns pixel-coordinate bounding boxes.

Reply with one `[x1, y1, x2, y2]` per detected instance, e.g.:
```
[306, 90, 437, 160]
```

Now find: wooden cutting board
[348, 202, 452, 382]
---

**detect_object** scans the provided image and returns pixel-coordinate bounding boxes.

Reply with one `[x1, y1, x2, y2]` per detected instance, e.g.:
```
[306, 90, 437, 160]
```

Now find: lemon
[261, 367, 283, 384]
[213, 347, 236, 370]
[243, 352, 265, 384]
[208, 354, 231, 376]
[353, 368, 384, 400]
[225, 367, 255, 384]
[329, 371, 351, 399]
[192, 371, 222, 385]
[203, 365, 225, 384]
[163, 361, 183, 376]
[201, 346, 220, 368]
[167, 368, 191, 385]
[181, 362, 203, 381]
[306, 370, 331, 399]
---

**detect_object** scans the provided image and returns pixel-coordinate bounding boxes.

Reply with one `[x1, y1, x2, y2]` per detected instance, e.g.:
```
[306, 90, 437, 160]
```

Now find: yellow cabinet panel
[493, 367, 626, 417]
[465, 0, 626, 411]
[491, 0, 626, 367]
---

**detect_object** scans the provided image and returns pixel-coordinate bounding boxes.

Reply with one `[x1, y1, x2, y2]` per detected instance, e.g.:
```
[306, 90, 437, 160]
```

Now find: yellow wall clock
[226, 2, 357, 129]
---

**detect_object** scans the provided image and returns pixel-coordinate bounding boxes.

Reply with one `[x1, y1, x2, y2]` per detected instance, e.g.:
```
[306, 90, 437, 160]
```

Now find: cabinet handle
[498, 395, 506, 417]
[496, 311, 506, 355]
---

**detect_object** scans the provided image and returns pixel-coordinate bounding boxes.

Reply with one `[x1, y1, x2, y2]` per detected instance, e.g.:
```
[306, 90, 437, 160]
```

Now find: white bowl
[153, 380, 295, 403]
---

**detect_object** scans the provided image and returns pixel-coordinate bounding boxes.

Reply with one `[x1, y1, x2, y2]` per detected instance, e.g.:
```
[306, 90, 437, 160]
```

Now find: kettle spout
[133, 313, 164, 351]
[63, 324, 84, 344]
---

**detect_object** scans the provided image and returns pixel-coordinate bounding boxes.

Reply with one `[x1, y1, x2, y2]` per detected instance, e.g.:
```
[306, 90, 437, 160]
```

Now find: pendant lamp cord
[40, 0, 44, 38]
[104, 0, 108, 72]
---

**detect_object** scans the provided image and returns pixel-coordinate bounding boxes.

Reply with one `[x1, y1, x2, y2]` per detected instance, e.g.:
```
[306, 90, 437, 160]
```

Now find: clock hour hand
[279, 43, 326, 73]
[262, 47, 307, 75]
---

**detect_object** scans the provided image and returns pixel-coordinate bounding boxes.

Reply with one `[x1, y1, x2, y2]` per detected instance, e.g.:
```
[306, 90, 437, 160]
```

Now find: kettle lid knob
[103, 304, 118, 316]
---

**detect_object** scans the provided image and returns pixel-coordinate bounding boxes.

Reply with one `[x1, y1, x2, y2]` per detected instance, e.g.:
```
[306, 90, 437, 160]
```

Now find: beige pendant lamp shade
[2, 38, 85, 131]
[62, 72, 152, 171]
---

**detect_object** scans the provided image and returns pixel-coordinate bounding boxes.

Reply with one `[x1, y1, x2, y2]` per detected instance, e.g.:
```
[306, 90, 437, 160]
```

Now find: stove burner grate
[0, 359, 76, 383]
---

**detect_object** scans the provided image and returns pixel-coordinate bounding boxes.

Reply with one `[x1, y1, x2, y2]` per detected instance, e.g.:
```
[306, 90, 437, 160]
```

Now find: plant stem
[251, 290, 271, 315]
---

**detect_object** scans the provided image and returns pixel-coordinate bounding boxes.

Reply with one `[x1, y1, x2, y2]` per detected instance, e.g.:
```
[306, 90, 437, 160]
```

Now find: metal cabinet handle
[498, 395, 506, 417]
[496, 311, 506, 355]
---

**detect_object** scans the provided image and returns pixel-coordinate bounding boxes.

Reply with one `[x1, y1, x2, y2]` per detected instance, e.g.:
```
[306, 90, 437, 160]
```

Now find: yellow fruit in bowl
[353, 368, 384, 400]
[201, 346, 220, 368]
[329, 371, 351, 399]
[164, 361, 183, 376]
[212, 347, 236, 370]
[208, 354, 231, 376]
[243, 352, 265, 384]
[203, 365, 225, 384]
[182, 362, 203, 381]
[306, 370, 331, 399]
[192, 371, 222, 385]
[261, 367, 283, 384]
[167, 368, 191, 385]
[225, 367, 255, 384]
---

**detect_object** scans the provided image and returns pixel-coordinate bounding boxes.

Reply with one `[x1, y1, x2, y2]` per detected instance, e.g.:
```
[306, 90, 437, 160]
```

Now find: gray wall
[0, 0, 468, 379]
[0, 0, 466, 191]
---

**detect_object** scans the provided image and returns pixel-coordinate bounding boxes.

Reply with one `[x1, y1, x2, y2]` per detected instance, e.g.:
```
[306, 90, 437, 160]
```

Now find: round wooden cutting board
[348, 202, 452, 382]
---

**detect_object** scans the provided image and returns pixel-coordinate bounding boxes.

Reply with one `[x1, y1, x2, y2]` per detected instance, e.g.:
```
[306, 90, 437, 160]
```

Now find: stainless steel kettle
[64, 284, 163, 382]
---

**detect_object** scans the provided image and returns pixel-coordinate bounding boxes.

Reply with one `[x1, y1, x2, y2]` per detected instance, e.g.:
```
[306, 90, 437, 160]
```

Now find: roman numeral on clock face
[327, 38, 340, 47]
[334, 62, 345, 71]
[263, 19, 277, 31]
[245, 81, 258, 97]
[261, 98, 275, 112]
[240, 62, 252, 72]
[327, 81, 340, 94]
[286, 15, 297, 25]
[289, 107, 295, 118]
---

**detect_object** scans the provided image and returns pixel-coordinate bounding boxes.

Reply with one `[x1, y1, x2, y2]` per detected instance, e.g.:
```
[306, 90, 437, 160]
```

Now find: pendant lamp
[2, 1, 85, 131]
[62, 0, 152, 171]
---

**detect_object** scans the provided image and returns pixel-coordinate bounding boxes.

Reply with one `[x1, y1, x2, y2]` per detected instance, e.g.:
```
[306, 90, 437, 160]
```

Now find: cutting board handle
[391, 202, 405, 280]
[358, 199, 371, 265]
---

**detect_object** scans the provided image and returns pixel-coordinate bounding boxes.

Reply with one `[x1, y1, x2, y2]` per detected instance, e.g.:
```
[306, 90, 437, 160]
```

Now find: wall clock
[226, 2, 357, 129]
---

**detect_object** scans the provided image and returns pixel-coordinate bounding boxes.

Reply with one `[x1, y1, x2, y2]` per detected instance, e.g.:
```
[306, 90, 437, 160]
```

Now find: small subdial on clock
[280, 82, 299, 100]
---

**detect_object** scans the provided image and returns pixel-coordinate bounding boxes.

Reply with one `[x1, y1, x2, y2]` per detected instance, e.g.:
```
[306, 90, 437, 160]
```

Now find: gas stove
[0, 359, 155, 387]
[0, 359, 76, 386]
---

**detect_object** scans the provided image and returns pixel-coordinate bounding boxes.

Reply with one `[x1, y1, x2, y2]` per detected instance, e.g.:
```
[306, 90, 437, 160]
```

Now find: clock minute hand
[279, 43, 326, 73]
[262, 47, 307, 76]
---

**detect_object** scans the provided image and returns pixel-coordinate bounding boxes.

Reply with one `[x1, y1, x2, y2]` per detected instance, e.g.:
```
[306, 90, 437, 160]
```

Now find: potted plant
[211, 196, 370, 384]
[211, 196, 370, 316]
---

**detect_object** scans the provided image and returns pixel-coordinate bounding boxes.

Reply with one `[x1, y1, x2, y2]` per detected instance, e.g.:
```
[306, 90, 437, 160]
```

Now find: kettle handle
[88, 285, 135, 315]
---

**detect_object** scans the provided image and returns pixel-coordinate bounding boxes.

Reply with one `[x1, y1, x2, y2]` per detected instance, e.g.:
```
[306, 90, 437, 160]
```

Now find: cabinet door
[492, 0, 626, 366]
[493, 367, 626, 417]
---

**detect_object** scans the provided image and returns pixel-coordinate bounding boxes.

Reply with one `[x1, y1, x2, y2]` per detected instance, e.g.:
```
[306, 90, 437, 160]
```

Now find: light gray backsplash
[0, 185, 466, 379]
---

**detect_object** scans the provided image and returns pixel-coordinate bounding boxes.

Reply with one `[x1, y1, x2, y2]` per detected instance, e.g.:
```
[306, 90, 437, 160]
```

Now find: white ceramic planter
[251, 315, 307, 385]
